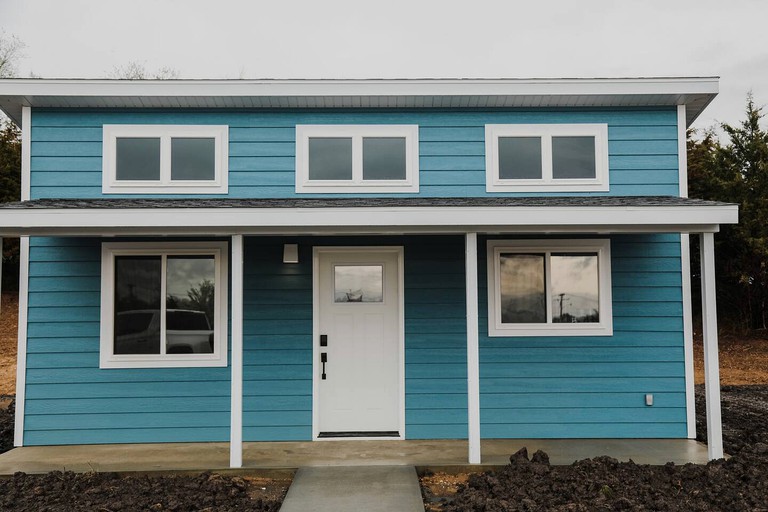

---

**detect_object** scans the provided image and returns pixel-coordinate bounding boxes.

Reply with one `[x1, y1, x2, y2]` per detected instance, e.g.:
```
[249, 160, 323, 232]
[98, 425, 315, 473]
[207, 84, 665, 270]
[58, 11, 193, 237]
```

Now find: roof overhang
[0, 77, 718, 127]
[0, 198, 738, 237]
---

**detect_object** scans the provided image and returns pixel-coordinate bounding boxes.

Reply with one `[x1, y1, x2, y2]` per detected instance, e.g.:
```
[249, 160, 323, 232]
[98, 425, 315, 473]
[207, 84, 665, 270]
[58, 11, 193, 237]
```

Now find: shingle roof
[0, 196, 734, 210]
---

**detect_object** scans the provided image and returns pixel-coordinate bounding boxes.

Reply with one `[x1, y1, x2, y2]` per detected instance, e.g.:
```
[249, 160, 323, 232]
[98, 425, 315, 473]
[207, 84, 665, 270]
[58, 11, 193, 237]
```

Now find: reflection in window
[552, 136, 596, 179]
[166, 256, 215, 354]
[114, 256, 162, 354]
[334, 265, 383, 302]
[499, 254, 545, 323]
[551, 253, 599, 323]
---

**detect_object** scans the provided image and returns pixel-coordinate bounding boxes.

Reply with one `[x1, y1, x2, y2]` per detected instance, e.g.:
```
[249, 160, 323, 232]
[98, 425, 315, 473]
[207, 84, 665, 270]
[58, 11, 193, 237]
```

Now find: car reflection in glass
[115, 309, 214, 355]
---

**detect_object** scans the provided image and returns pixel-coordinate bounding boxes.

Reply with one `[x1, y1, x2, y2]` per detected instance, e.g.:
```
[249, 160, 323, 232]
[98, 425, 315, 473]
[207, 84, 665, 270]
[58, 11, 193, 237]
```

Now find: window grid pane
[114, 256, 162, 354]
[171, 138, 216, 181]
[552, 136, 596, 179]
[550, 252, 600, 323]
[308, 137, 353, 180]
[116, 138, 161, 181]
[334, 265, 384, 303]
[498, 137, 542, 180]
[362, 137, 407, 180]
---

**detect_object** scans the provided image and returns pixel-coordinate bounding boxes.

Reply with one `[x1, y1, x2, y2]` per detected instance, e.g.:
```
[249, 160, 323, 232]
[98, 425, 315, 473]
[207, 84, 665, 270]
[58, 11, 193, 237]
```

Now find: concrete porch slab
[0, 438, 711, 475]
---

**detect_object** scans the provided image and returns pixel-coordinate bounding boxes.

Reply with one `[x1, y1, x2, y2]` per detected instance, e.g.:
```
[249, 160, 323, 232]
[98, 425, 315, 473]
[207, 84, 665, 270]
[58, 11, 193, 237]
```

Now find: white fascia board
[0, 204, 738, 236]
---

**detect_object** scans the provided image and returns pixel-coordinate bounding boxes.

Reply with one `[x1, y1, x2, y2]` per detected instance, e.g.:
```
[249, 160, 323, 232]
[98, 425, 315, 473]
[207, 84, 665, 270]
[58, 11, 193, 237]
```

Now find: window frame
[100, 241, 229, 368]
[295, 124, 419, 193]
[102, 124, 229, 194]
[486, 239, 613, 337]
[485, 124, 609, 192]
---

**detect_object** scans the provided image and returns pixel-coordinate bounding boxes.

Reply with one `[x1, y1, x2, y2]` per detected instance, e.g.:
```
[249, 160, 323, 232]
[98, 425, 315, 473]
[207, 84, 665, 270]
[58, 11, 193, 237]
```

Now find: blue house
[0, 78, 738, 466]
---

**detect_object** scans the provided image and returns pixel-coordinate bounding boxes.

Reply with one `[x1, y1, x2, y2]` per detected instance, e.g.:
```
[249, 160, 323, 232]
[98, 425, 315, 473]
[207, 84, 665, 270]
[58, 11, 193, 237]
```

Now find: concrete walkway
[279, 465, 424, 512]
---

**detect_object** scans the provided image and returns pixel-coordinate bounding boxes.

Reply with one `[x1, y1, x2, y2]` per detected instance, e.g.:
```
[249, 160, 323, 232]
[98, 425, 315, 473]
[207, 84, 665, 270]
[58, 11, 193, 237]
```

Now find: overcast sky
[2, 0, 766, 130]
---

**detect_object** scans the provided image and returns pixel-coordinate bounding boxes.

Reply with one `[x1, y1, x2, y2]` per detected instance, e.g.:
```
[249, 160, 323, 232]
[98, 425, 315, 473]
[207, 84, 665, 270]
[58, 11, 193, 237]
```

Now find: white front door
[314, 247, 403, 438]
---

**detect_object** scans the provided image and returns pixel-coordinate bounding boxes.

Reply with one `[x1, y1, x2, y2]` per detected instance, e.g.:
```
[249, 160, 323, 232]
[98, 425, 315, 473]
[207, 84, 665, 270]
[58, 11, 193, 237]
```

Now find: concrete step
[279, 465, 424, 512]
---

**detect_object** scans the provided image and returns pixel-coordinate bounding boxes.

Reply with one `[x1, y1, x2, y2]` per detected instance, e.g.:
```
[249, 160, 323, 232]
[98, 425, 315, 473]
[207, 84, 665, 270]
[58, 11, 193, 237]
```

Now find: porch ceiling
[0, 197, 737, 237]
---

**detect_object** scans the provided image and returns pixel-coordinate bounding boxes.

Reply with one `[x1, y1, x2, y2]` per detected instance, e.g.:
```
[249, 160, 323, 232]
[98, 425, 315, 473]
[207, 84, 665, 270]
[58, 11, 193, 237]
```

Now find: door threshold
[318, 431, 400, 438]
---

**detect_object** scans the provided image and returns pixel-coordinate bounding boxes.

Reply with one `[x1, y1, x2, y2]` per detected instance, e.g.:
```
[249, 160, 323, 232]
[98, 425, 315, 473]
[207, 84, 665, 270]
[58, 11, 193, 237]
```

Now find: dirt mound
[431, 446, 768, 512]
[424, 385, 768, 511]
[0, 471, 288, 512]
[0, 397, 13, 454]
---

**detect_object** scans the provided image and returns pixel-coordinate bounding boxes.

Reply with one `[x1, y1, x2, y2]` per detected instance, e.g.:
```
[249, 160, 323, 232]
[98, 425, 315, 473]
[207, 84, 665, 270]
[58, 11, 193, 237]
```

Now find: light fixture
[283, 243, 299, 263]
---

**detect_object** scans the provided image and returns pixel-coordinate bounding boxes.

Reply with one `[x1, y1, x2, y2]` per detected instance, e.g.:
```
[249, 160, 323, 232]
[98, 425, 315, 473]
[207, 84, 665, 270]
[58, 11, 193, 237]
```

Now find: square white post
[465, 233, 481, 464]
[700, 232, 723, 460]
[230, 235, 244, 468]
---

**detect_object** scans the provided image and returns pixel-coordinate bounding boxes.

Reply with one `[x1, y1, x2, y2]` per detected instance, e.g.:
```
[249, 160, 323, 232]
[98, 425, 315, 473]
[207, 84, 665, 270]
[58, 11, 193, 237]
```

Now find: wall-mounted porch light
[283, 243, 299, 263]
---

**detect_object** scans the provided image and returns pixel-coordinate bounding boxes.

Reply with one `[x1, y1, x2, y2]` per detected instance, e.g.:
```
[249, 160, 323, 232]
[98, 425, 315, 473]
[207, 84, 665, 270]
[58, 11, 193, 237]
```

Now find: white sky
[1, 0, 766, 130]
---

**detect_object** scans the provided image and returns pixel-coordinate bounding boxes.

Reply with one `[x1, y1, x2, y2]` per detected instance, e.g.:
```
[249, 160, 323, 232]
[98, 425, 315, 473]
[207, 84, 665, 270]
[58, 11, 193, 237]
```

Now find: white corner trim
[230, 235, 244, 468]
[678, 105, 688, 197]
[21, 106, 30, 201]
[102, 124, 229, 194]
[485, 124, 609, 192]
[700, 232, 723, 460]
[465, 233, 481, 464]
[295, 125, 419, 193]
[486, 239, 613, 337]
[99, 241, 229, 368]
[681, 234, 696, 438]
[13, 237, 29, 446]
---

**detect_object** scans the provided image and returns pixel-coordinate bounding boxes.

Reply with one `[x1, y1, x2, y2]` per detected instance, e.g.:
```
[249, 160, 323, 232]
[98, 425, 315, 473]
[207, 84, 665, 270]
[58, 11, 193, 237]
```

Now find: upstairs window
[486, 239, 613, 337]
[103, 125, 228, 194]
[485, 124, 608, 192]
[296, 125, 419, 193]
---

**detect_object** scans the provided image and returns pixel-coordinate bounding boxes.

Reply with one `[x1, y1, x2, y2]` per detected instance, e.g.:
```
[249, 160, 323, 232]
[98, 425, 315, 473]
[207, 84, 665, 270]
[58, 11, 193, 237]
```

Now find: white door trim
[311, 246, 405, 441]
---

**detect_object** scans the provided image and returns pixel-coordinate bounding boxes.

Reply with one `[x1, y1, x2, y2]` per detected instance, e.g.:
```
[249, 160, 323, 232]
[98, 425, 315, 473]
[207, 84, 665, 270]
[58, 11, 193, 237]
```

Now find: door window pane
[334, 265, 383, 302]
[166, 256, 216, 354]
[498, 137, 542, 179]
[499, 254, 545, 323]
[552, 136, 596, 179]
[551, 253, 599, 323]
[363, 137, 406, 180]
[116, 138, 161, 181]
[114, 256, 162, 354]
[309, 138, 353, 180]
[171, 138, 216, 181]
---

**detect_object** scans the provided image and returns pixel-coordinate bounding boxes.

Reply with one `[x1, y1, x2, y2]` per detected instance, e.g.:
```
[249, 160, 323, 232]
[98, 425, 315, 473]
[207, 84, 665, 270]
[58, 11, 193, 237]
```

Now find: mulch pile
[0, 396, 13, 454]
[0, 471, 284, 512]
[424, 385, 768, 511]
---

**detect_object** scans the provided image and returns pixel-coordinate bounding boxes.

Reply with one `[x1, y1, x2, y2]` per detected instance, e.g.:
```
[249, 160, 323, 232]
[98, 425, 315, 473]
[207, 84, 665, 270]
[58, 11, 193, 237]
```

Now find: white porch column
[230, 235, 244, 468]
[700, 232, 723, 460]
[465, 233, 481, 464]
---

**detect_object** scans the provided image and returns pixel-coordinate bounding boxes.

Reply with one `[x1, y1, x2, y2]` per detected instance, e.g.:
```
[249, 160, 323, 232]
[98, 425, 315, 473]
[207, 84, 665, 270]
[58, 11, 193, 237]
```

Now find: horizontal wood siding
[478, 234, 687, 438]
[241, 235, 467, 441]
[23, 236, 231, 446]
[30, 109, 678, 199]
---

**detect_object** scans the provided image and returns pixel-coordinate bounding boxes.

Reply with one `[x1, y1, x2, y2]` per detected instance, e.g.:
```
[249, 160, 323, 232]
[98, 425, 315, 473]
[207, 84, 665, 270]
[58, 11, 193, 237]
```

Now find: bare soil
[0, 293, 18, 396]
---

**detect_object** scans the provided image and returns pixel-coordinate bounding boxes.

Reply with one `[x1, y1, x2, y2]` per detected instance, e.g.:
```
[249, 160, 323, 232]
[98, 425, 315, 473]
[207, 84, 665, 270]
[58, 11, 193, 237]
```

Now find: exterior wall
[479, 233, 687, 438]
[23, 237, 231, 445]
[241, 235, 468, 441]
[30, 108, 678, 200]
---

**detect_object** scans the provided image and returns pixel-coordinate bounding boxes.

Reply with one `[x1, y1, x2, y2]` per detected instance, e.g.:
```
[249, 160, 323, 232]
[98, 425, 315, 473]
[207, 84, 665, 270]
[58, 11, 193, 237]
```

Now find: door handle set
[320, 334, 328, 379]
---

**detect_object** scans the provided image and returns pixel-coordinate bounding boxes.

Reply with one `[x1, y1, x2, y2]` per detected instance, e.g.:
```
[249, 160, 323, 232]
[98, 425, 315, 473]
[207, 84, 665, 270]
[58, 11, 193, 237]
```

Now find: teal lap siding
[24, 237, 231, 446]
[30, 108, 678, 200]
[478, 234, 688, 439]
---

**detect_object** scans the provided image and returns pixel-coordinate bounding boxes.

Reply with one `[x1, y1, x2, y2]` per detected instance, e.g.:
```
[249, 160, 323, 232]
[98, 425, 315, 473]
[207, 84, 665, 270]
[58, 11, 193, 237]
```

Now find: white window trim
[295, 124, 419, 193]
[485, 124, 609, 192]
[100, 241, 229, 368]
[102, 124, 229, 194]
[486, 239, 613, 337]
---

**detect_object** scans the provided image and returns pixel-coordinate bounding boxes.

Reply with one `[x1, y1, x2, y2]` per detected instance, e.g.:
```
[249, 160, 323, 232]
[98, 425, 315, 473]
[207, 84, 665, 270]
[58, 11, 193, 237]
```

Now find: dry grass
[0, 293, 18, 396]
[694, 332, 768, 385]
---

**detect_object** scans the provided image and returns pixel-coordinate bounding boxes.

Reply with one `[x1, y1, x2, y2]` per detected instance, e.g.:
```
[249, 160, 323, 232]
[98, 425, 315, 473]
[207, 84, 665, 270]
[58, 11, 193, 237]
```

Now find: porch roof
[0, 196, 737, 236]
